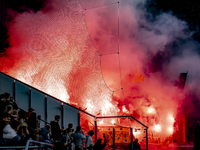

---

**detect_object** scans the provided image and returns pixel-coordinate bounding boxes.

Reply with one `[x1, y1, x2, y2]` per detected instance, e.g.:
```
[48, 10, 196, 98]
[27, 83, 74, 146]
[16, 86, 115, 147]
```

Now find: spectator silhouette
[27, 107, 37, 139]
[133, 138, 140, 150]
[62, 130, 70, 148]
[1, 120, 21, 145]
[50, 115, 61, 141]
[85, 130, 94, 150]
[66, 123, 74, 133]
[71, 125, 86, 150]
[0, 113, 11, 142]
[26, 107, 35, 119]
[93, 136, 106, 150]
[4, 93, 18, 110]
[16, 122, 31, 145]
[54, 136, 67, 150]
[193, 121, 200, 150]
[0, 94, 6, 118]
[40, 124, 52, 144]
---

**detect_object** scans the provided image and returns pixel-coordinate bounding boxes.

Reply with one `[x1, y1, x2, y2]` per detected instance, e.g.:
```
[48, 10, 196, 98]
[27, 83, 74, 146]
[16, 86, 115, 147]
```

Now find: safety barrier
[0, 71, 149, 150]
[25, 140, 53, 150]
[0, 140, 53, 150]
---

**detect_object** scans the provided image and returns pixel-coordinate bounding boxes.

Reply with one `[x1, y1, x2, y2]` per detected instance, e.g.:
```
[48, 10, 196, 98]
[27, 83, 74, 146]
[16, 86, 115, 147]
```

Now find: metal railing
[0, 145, 38, 149]
[25, 140, 53, 150]
[0, 71, 149, 150]
[95, 115, 149, 150]
[0, 140, 53, 150]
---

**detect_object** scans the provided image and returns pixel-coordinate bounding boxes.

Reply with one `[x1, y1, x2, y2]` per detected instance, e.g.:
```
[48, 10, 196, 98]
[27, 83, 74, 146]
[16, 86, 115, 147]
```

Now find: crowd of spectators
[0, 92, 107, 150]
[0, 92, 36, 147]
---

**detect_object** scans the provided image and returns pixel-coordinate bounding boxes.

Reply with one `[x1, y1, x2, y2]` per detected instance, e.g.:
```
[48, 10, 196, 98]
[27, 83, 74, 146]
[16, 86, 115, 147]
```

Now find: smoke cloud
[82, 0, 200, 139]
[1, 0, 200, 142]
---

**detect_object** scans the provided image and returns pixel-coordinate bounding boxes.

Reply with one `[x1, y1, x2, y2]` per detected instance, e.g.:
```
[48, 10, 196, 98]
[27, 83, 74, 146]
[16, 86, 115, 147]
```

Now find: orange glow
[122, 105, 129, 113]
[133, 129, 141, 136]
[154, 124, 161, 132]
[147, 107, 155, 114]
[99, 120, 104, 124]
[168, 127, 173, 134]
[111, 120, 115, 125]
[0, 0, 186, 143]
[169, 114, 175, 122]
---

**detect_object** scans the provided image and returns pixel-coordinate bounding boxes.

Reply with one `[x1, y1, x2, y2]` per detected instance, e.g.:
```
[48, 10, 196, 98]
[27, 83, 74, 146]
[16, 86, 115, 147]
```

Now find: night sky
[1, 0, 200, 51]
[146, 0, 200, 41]
[0, 0, 200, 136]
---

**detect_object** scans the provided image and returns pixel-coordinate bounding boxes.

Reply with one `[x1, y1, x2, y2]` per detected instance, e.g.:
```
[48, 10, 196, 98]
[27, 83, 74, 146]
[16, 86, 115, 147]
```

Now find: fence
[0, 71, 148, 149]
[0, 140, 53, 150]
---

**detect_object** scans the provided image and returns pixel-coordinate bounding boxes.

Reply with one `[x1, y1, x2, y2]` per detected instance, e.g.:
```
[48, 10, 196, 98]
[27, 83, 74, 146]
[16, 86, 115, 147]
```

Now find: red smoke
[0, 0, 199, 146]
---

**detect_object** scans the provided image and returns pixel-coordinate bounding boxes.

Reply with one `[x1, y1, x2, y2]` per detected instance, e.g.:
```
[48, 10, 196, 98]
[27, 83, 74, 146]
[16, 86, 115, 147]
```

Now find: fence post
[61, 103, 64, 129]
[94, 120, 97, 143]
[45, 95, 47, 125]
[29, 88, 31, 108]
[38, 144, 42, 150]
[130, 128, 133, 149]
[113, 128, 115, 150]
[13, 80, 16, 103]
[78, 112, 80, 126]
[145, 128, 148, 150]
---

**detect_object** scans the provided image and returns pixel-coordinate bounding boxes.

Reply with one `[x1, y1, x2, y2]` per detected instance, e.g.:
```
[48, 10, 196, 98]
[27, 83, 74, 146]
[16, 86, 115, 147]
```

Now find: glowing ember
[111, 120, 115, 125]
[99, 120, 104, 124]
[122, 105, 129, 113]
[133, 129, 141, 136]
[154, 124, 161, 132]
[169, 114, 175, 122]
[0, 0, 195, 143]
[147, 107, 156, 114]
[168, 127, 173, 134]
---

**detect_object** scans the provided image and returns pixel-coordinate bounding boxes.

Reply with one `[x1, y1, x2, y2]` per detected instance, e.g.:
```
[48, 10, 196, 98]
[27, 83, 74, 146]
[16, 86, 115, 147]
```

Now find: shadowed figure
[193, 122, 200, 150]
[93, 136, 106, 150]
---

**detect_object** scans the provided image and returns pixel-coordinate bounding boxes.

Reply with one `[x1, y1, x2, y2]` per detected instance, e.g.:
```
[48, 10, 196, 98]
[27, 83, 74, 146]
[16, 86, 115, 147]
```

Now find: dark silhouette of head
[97, 138, 102, 143]
[68, 123, 73, 128]
[135, 138, 138, 143]
[4, 92, 10, 100]
[55, 115, 60, 121]
[76, 125, 82, 132]
[2, 113, 11, 124]
[45, 124, 51, 131]
[88, 130, 94, 136]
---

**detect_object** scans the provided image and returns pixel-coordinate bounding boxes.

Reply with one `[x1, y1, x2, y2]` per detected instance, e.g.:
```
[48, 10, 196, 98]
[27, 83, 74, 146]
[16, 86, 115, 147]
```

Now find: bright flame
[111, 120, 115, 124]
[154, 124, 161, 132]
[0, 0, 185, 142]
[168, 127, 173, 134]
[101, 101, 116, 116]
[99, 120, 104, 124]
[86, 101, 93, 113]
[122, 105, 129, 113]
[102, 108, 107, 116]
[147, 107, 155, 114]
[60, 93, 69, 102]
[168, 114, 175, 122]
[133, 129, 141, 136]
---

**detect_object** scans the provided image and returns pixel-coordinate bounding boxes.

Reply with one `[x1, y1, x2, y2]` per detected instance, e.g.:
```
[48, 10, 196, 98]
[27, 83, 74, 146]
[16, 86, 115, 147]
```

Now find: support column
[45, 95, 47, 125]
[94, 120, 97, 143]
[130, 128, 133, 150]
[113, 128, 115, 150]
[29, 88, 31, 108]
[145, 128, 148, 150]
[13, 80, 16, 103]
[78, 112, 80, 126]
[61, 103, 64, 129]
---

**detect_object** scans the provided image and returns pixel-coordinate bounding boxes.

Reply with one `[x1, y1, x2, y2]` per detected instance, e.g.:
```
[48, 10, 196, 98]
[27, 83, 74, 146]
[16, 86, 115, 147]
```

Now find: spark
[111, 120, 115, 124]
[147, 107, 155, 114]
[168, 127, 173, 134]
[154, 124, 161, 132]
